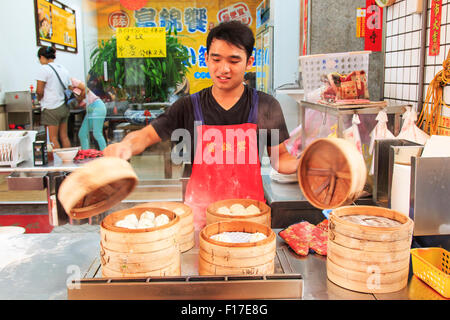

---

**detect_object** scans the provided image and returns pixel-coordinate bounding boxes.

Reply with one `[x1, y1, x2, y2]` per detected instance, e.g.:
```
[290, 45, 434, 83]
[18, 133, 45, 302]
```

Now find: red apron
[184, 89, 265, 230]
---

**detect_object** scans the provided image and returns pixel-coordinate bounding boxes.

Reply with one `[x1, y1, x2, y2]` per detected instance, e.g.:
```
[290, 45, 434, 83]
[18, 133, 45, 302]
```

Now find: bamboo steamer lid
[297, 138, 367, 209]
[58, 157, 138, 220]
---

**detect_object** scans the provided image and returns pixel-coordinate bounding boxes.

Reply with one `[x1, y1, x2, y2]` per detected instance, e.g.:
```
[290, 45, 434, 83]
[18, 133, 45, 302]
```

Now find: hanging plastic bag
[343, 114, 363, 154]
[285, 123, 303, 158]
[397, 107, 430, 145]
[368, 110, 396, 175]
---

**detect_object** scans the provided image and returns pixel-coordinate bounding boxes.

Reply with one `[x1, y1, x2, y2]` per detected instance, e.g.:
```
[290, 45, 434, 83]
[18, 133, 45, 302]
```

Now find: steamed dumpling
[140, 211, 155, 221]
[249, 232, 267, 242]
[217, 206, 231, 215]
[124, 214, 139, 225]
[173, 207, 185, 216]
[115, 219, 137, 229]
[210, 233, 232, 242]
[230, 203, 246, 215]
[137, 218, 155, 229]
[154, 214, 170, 227]
[246, 204, 261, 214]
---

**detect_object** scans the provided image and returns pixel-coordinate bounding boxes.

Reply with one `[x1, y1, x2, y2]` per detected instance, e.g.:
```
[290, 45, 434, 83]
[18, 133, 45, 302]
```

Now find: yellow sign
[91, 0, 259, 93]
[36, 0, 77, 49]
[116, 27, 166, 58]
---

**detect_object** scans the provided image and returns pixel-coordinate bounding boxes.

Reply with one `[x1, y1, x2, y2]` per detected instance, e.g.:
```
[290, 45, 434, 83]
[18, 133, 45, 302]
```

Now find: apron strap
[247, 88, 259, 124]
[190, 92, 204, 124]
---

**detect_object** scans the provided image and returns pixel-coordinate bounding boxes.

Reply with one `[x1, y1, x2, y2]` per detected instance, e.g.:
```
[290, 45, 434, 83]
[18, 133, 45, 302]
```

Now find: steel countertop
[0, 230, 434, 300]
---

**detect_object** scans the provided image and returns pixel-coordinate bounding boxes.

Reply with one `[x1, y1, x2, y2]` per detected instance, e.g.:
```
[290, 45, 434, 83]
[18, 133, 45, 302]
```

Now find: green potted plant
[89, 28, 191, 106]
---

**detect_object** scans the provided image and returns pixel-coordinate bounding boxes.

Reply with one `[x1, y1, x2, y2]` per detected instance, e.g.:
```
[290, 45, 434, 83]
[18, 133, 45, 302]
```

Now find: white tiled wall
[384, 0, 450, 110]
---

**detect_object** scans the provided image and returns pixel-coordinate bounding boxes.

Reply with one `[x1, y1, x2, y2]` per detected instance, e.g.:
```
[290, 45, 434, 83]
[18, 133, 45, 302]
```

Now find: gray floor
[51, 223, 100, 233]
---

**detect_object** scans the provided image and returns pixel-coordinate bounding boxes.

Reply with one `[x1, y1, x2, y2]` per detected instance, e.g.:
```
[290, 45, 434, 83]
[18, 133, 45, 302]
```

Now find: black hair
[37, 46, 56, 60]
[206, 21, 255, 61]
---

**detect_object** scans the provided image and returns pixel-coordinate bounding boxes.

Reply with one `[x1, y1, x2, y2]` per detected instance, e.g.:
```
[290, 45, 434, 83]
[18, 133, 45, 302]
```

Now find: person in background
[244, 72, 256, 88]
[36, 46, 71, 149]
[104, 21, 299, 230]
[71, 78, 107, 151]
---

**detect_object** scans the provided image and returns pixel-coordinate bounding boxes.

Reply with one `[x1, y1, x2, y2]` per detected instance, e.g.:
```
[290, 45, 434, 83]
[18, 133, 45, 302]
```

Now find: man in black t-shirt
[104, 21, 299, 229]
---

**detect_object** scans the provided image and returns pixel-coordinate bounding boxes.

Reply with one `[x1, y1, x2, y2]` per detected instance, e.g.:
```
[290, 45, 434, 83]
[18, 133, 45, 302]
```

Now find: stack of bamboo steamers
[59, 137, 414, 294]
[298, 138, 414, 294]
[58, 157, 194, 277]
[58, 157, 276, 278]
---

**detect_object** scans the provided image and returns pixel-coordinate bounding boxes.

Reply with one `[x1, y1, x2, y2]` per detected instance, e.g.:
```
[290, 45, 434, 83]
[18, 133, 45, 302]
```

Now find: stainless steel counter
[1, 230, 440, 300]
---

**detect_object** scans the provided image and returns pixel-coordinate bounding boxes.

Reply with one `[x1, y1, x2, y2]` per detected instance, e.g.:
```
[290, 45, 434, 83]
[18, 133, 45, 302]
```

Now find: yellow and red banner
[89, 0, 259, 94]
[36, 0, 77, 49]
[429, 0, 443, 56]
[365, 0, 383, 52]
[356, 8, 366, 38]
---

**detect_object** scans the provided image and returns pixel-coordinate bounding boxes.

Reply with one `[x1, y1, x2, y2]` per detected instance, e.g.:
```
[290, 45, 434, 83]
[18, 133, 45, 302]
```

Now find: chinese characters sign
[94, 0, 259, 93]
[364, 0, 383, 52]
[429, 0, 442, 56]
[116, 27, 166, 58]
[35, 0, 77, 51]
[217, 2, 252, 26]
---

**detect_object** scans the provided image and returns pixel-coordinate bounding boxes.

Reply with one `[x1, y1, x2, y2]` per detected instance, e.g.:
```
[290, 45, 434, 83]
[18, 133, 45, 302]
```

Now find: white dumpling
[230, 203, 246, 215]
[210, 233, 232, 242]
[137, 218, 155, 229]
[173, 207, 185, 216]
[140, 211, 155, 221]
[217, 206, 231, 215]
[154, 214, 170, 227]
[123, 214, 139, 226]
[246, 204, 261, 215]
[249, 232, 267, 242]
[115, 219, 137, 229]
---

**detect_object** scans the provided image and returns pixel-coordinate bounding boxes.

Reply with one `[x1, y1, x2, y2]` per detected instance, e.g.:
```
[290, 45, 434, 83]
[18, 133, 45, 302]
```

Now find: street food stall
[1, 0, 450, 305]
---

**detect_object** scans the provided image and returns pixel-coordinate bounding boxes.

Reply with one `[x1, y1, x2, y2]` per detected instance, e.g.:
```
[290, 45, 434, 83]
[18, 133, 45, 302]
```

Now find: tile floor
[51, 223, 100, 233]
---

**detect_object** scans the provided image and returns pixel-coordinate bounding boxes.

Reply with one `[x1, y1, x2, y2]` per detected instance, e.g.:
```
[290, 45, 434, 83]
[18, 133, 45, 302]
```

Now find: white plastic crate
[299, 51, 371, 101]
[0, 131, 37, 167]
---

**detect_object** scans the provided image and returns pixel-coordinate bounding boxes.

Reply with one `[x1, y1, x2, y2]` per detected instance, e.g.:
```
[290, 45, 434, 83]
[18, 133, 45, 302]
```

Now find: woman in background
[71, 78, 107, 151]
[36, 46, 71, 149]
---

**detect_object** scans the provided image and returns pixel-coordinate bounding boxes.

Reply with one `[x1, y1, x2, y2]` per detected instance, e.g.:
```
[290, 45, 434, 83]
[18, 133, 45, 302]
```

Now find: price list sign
[116, 27, 166, 58]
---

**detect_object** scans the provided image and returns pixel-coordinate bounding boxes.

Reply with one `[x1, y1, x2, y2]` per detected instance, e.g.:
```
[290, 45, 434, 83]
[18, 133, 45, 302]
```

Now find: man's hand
[103, 141, 133, 160]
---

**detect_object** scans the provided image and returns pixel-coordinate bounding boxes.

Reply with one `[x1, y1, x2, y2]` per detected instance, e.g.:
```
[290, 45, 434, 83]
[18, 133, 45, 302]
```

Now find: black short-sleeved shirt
[151, 85, 290, 163]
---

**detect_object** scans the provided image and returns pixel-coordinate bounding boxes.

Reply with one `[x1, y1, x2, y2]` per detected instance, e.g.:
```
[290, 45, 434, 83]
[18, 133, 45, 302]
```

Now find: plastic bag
[368, 110, 396, 175]
[397, 107, 430, 145]
[343, 114, 363, 154]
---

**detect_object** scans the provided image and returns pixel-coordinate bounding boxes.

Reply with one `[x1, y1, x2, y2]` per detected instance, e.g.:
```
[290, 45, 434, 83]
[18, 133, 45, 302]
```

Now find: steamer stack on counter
[58, 157, 187, 278]
[100, 207, 181, 277]
[199, 220, 276, 276]
[296, 137, 414, 294]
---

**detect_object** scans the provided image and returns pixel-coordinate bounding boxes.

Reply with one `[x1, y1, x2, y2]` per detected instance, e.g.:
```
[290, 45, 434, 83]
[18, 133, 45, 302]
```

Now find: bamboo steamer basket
[133, 202, 194, 252]
[206, 199, 271, 227]
[57, 157, 182, 278]
[199, 220, 276, 276]
[58, 157, 138, 219]
[297, 138, 367, 209]
[326, 205, 414, 293]
[100, 207, 181, 277]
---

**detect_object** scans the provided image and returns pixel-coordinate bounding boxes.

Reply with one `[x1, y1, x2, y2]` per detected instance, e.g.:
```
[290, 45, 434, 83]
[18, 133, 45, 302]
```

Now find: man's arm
[268, 140, 300, 174]
[103, 124, 162, 160]
[36, 80, 45, 101]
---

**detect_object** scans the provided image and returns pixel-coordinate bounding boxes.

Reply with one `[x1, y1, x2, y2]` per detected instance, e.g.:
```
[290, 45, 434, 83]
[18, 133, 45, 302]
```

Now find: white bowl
[54, 147, 80, 162]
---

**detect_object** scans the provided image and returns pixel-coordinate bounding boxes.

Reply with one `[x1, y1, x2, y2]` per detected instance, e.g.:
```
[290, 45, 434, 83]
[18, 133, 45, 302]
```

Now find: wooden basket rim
[200, 220, 275, 247]
[101, 207, 180, 233]
[297, 138, 359, 209]
[330, 205, 413, 232]
[133, 201, 193, 216]
[206, 199, 270, 218]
